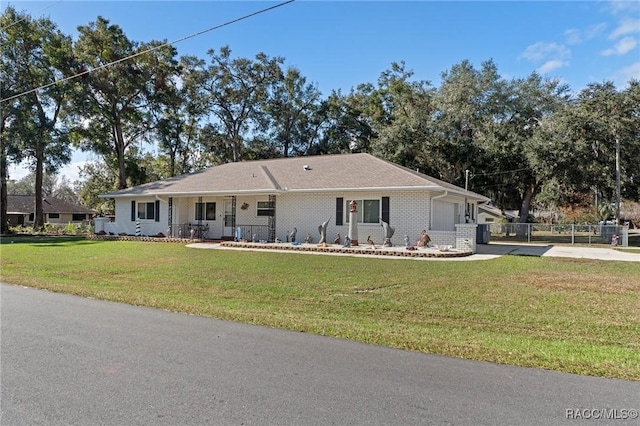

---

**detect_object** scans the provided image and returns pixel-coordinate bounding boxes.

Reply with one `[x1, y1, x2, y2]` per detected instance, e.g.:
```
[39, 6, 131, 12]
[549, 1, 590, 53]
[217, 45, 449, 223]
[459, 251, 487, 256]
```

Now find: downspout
[430, 191, 448, 230]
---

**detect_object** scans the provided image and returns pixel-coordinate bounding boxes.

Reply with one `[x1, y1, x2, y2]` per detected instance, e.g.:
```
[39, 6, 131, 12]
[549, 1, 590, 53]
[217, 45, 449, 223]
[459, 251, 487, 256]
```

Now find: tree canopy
[1, 7, 638, 230]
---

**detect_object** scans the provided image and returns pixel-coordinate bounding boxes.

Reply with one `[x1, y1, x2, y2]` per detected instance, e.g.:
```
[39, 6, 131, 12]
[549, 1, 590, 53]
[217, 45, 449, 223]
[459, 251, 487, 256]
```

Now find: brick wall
[455, 223, 477, 253]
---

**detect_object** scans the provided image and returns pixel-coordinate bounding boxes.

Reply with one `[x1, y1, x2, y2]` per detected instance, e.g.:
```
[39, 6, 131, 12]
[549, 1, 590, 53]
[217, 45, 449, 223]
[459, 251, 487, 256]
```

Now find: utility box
[476, 224, 490, 244]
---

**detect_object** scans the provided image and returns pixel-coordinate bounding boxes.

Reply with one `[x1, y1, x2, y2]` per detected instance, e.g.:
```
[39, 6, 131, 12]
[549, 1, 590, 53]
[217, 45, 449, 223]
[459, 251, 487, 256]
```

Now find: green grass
[1, 236, 639, 381]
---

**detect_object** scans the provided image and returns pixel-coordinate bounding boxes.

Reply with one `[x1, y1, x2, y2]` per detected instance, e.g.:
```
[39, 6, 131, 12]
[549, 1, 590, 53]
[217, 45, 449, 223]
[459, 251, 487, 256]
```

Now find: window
[485, 218, 495, 223]
[195, 202, 216, 221]
[72, 213, 86, 221]
[257, 201, 274, 217]
[48, 213, 60, 219]
[137, 202, 156, 220]
[345, 199, 380, 224]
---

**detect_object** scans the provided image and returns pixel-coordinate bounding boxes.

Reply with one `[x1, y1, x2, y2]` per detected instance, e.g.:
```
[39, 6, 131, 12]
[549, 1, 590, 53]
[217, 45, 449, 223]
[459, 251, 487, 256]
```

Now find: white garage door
[432, 200, 456, 231]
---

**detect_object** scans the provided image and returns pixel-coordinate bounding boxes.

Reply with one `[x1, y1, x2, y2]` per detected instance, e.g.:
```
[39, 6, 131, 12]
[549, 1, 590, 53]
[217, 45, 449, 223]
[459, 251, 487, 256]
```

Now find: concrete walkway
[188, 241, 640, 262]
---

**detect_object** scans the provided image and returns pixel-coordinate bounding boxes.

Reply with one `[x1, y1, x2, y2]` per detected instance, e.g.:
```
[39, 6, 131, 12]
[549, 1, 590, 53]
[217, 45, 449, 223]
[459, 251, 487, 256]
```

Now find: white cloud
[612, 61, 640, 87]
[601, 36, 638, 55]
[520, 42, 571, 74]
[586, 22, 608, 39]
[565, 23, 607, 45]
[537, 59, 570, 74]
[609, 18, 640, 40]
[520, 42, 571, 62]
[607, 0, 640, 16]
[564, 29, 582, 45]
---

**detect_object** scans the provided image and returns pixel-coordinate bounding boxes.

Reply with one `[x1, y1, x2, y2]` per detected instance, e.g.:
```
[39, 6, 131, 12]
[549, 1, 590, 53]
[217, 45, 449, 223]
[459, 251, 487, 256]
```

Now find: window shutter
[336, 197, 343, 226]
[131, 201, 136, 221]
[155, 200, 160, 222]
[382, 197, 390, 224]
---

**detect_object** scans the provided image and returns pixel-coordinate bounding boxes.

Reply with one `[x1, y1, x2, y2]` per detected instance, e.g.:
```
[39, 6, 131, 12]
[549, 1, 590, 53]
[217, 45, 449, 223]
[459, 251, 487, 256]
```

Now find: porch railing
[169, 223, 209, 239]
[235, 224, 270, 242]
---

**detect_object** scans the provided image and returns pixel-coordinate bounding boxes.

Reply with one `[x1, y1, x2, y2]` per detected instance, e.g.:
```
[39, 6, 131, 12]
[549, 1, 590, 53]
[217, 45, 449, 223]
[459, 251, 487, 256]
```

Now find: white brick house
[100, 153, 489, 250]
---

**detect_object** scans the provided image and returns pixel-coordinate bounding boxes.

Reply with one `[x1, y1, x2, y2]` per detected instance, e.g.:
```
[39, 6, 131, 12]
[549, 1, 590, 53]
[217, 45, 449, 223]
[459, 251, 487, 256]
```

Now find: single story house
[100, 153, 490, 251]
[5, 195, 96, 226]
[478, 203, 517, 224]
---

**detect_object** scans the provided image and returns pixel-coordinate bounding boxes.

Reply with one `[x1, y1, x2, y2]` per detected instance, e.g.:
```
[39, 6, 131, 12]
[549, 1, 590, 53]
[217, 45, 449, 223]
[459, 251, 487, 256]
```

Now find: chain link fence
[489, 223, 629, 247]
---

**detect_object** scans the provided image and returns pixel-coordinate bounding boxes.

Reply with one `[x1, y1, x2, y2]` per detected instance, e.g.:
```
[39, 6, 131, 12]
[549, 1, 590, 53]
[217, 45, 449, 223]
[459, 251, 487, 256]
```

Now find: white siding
[275, 190, 434, 246]
[110, 190, 468, 243]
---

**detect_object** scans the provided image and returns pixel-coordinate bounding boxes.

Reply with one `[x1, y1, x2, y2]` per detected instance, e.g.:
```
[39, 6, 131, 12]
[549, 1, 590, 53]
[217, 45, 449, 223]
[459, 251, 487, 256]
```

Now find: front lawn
[1, 237, 638, 380]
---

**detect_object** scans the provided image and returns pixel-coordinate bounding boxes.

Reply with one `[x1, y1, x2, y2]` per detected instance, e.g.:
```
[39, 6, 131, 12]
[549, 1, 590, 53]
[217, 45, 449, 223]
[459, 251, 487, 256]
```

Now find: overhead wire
[0, 0, 296, 104]
[470, 167, 532, 177]
[0, 0, 63, 32]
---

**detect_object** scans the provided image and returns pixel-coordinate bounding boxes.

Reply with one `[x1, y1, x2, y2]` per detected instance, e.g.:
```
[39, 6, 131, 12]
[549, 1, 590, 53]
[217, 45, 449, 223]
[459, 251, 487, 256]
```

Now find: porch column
[268, 194, 276, 242]
[455, 223, 477, 253]
[168, 197, 173, 237]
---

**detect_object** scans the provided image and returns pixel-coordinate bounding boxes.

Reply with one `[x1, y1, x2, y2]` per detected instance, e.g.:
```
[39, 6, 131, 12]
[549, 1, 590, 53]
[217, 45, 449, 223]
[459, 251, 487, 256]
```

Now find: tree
[424, 60, 505, 185]
[7, 171, 78, 203]
[264, 67, 322, 157]
[366, 62, 436, 170]
[316, 90, 376, 155]
[75, 162, 116, 215]
[541, 81, 640, 221]
[458, 69, 571, 225]
[0, 7, 27, 234]
[7, 171, 56, 195]
[0, 6, 74, 230]
[69, 17, 177, 189]
[151, 55, 207, 176]
[199, 46, 283, 162]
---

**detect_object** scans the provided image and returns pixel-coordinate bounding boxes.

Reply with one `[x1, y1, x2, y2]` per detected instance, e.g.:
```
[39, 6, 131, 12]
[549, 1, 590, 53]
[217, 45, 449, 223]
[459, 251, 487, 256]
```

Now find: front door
[224, 200, 234, 237]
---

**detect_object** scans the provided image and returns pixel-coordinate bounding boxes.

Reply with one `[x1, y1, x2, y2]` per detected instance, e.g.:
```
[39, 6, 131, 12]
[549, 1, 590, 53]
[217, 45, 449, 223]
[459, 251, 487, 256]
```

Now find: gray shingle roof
[102, 153, 489, 201]
[6, 195, 96, 215]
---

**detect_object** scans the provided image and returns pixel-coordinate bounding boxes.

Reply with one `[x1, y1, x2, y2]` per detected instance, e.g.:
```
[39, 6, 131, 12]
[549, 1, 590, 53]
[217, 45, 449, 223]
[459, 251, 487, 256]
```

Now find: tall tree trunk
[114, 121, 128, 190]
[517, 182, 538, 237]
[231, 135, 241, 162]
[519, 183, 538, 223]
[33, 146, 45, 230]
[0, 149, 8, 235]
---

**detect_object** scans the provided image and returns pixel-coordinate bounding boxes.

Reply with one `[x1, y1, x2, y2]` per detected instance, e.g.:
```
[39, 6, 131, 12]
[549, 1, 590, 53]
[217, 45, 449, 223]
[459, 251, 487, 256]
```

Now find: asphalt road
[1, 284, 638, 425]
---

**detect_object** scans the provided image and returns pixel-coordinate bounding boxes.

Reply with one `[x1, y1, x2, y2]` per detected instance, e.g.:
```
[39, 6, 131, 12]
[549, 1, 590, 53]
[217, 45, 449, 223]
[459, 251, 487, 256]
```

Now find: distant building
[478, 204, 518, 224]
[5, 195, 96, 226]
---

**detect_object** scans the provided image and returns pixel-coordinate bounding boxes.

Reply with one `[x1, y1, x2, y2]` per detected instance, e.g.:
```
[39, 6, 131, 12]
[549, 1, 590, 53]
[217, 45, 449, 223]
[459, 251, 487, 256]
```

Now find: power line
[0, 0, 63, 32]
[472, 167, 531, 177]
[0, 0, 296, 104]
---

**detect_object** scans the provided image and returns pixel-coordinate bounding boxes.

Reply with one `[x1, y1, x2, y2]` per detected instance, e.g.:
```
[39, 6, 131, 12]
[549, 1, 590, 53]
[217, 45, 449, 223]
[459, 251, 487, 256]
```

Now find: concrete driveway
[476, 243, 640, 262]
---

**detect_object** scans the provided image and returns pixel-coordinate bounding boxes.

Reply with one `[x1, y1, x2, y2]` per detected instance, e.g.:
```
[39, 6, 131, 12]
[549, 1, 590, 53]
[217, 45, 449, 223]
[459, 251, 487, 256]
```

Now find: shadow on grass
[0, 235, 96, 246]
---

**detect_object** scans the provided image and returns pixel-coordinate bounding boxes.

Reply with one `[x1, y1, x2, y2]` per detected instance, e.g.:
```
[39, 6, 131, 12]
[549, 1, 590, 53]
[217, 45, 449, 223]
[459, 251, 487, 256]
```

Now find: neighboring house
[100, 153, 490, 250]
[478, 203, 517, 224]
[6, 195, 96, 226]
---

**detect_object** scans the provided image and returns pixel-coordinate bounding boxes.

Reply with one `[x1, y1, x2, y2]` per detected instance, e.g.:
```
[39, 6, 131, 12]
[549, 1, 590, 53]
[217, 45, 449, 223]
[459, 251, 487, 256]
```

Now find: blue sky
[5, 0, 640, 182]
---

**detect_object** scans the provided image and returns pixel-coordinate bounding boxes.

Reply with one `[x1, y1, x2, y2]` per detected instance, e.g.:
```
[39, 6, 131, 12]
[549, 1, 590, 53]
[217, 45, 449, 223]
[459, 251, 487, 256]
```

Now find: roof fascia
[102, 185, 489, 201]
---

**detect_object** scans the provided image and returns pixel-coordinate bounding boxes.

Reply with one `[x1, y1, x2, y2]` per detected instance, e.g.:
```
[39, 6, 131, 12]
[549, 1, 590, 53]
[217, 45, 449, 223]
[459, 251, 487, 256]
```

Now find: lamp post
[348, 200, 358, 246]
